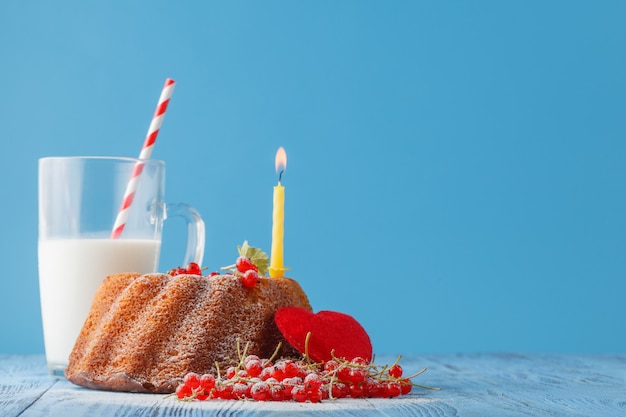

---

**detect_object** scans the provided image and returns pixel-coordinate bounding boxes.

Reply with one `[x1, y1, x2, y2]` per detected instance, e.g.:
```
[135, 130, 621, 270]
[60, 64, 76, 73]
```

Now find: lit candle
[270, 147, 288, 278]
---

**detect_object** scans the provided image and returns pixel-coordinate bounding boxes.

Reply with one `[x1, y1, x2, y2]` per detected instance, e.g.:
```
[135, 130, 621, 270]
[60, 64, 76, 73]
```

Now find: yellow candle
[270, 147, 288, 278]
[269, 182, 285, 277]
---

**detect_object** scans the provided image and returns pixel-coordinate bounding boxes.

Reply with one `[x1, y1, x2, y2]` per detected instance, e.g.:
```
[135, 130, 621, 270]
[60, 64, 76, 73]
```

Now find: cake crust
[65, 272, 312, 393]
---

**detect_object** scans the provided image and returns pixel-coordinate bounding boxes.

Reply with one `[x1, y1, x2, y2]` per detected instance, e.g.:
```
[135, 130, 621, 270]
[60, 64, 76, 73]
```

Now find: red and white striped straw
[110, 78, 176, 239]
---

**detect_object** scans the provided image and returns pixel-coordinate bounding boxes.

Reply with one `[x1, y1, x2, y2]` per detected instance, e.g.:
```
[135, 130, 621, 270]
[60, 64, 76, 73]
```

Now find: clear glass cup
[38, 156, 205, 377]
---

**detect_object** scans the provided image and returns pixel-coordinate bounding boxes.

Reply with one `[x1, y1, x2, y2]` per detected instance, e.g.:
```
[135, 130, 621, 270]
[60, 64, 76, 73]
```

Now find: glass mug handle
[165, 203, 205, 266]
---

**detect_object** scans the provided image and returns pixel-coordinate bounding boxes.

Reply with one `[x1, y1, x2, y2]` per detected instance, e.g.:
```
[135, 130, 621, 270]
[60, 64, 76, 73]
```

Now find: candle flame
[275, 147, 287, 176]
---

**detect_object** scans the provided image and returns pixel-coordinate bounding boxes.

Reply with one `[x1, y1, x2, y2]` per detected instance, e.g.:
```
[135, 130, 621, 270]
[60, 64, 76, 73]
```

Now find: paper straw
[110, 78, 176, 239]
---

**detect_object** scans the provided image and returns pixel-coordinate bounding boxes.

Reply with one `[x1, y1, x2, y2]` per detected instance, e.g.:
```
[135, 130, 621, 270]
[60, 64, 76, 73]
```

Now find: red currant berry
[388, 364, 403, 378]
[282, 377, 302, 396]
[349, 383, 364, 398]
[351, 357, 369, 366]
[245, 359, 263, 377]
[199, 374, 216, 392]
[250, 381, 271, 401]
[349, 368, 367, 384]
[270, 384, 287, 401]
[244, 354, 260, 364]
[270, 365, 285, 381]
[337, 366, 352, 382]
[321, 385, 330, 400]
[183, 372, 201, 390]
[260, 366, 273, 381]
[244, 382, 254, 398]
[400, 378, 413, 395]
[292, 385, 308, 402]
[241, 269, 259, 288]
[283, 360, 300, 378]
[232, 382, 249, 399]
[264, 377, 279, 385]
[236, 256, 256, 273]
[295, 361, 309, 378]
[307, 388, 323, 403]
[384, 381, 402, 397]
[330, 382, 348, 398]
[324, 360, 339, 372]
[176, 383, 193, 399]
[364, 379, 384, 397]
[304, 373, 323, 392]
[185, 262, 202, 275]
[214, 384, 234, 399]
[226, 366, 237, 379]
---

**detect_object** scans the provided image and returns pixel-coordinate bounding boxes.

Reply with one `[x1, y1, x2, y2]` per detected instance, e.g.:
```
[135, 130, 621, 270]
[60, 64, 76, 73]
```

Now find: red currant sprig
[219, 255, 261, 288]
[218, 241, 270, 288]
[241, 268, 259, 288]
[236, 256, 257, 273]
[171, 338, 438, 403]
[167, 262, 204, 276]
[167, 262, 224, 278]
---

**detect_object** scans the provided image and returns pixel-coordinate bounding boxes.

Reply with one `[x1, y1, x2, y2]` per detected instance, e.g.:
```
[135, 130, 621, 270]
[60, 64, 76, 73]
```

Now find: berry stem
[267, 341, 283, 365]
[405, 366, 428, 379]
[215, 361, 222, 381]
[391, 354, 402, 368]
[235, 340, 251, 369]
[304, 331, 312, 364]
[411, 382, 441, 390]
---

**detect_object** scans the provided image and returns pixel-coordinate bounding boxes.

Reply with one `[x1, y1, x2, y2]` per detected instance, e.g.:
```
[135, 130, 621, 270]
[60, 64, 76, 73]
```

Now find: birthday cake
[64, 240, 436, 400]
[65, 268, 312, 393]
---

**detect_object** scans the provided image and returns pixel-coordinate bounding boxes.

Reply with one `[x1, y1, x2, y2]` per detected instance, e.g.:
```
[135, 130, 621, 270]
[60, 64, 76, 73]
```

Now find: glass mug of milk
[38, 156, 205, 377]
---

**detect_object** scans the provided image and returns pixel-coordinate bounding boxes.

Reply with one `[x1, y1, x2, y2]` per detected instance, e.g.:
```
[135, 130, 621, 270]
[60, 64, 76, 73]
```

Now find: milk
[38, 238, 161, 372]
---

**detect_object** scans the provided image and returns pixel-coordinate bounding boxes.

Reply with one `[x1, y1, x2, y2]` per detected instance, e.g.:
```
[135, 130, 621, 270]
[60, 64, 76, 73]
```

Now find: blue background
[1, 1, 624, 355]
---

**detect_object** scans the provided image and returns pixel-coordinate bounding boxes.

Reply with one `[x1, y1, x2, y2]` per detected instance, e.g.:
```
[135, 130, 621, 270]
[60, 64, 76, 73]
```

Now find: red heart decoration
[275, 306, 372, 363]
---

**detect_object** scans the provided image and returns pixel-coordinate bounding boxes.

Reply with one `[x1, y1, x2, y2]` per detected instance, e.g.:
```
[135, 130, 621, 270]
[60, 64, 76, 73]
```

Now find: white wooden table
[2, 353, 625, 416]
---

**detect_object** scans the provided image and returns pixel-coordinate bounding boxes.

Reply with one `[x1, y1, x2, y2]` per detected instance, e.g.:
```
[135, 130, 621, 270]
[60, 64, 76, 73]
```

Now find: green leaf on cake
[238, 241, 270, 276]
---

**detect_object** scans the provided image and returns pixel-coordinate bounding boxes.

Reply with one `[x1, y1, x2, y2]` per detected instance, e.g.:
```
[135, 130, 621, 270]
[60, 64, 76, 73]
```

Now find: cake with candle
[65, 242, 312, 393]
[65, 148, 386, 396]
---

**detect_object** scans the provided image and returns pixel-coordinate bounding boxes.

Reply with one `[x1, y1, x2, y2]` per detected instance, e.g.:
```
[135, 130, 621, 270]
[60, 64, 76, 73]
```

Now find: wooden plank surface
[1, 354, 625, 416]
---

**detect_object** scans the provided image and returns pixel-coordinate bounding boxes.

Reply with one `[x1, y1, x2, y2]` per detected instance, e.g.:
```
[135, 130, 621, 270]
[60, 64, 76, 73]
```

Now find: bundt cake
[65, 272, 312, 393]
